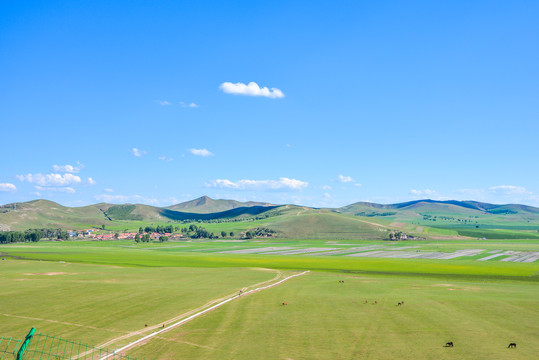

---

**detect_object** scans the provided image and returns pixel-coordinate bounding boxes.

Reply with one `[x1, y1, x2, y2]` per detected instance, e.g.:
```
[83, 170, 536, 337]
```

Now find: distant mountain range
[1, 197, 538, 239]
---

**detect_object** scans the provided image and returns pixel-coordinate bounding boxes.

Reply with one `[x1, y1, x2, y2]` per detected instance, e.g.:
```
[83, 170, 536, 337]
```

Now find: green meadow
[1, 239, 538, 359]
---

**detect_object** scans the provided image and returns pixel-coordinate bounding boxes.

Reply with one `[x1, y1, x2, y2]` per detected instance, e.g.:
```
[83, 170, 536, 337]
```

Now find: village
[69, 229, 185, 241]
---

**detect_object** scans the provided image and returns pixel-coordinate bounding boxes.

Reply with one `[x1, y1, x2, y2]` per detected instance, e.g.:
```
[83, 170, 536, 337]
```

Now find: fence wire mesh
[0, 336, 22, 360]
[1, 333, 139, 360]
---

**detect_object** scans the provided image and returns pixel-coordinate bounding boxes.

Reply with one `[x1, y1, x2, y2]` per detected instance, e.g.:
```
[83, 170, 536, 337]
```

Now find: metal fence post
[16, 328, 36, 360]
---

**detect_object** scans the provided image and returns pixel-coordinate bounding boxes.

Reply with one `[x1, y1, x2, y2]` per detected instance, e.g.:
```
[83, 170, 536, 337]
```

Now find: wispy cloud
[410, 189, 438, 196]
[132, 148, 147, 157]
[206, 177, 308, 191]
[94, 194, 159, 205]
[35, 185, 76, 194]
[190, 148, 214, 157]
[52, 162, 84, 173]
[322, 185, 332, 190]
[158, 155, 174, 162]
[0, 183, 16, 192]
[104, 188, 114, 193]
[155, 100, 171, 106]
[488, 185, 530, 195]
[337, 174, 354, 183]
[87, 177, 97, 185]
[16, 173, 82, 186]
[219, 81, 285, 99]
[180, 101, 199, 108]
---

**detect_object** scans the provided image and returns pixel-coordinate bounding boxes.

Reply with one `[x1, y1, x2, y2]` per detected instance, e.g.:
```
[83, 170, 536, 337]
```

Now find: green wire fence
[1, 329, 139, 360]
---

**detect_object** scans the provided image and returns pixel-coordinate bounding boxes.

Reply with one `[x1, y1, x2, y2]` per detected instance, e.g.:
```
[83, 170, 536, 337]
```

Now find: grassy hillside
[263, 210, 390, 239]
[338, 199, 539, 238]
[2, 198, 538, 240]
[0, 200, 108, 231]
[166, 196, 273, 213]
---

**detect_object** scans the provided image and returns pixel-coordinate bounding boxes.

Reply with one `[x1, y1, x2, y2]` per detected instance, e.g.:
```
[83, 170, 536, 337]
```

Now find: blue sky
[1, 0, 538, 207]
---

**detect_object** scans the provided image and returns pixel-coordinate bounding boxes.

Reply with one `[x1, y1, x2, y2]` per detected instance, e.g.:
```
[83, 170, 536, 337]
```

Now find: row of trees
[139, 225, 177, 234]
[134, 233, 170, 243]
[244, 227, 275, 239]
[0, 228, 70, 244]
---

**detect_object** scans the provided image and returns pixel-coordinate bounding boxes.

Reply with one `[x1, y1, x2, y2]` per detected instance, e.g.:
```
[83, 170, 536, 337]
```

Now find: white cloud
[35, 186, 76, 194]
[206, 177, 308, 191]
[180, 101, 199, 108]
[16, 173, 82, 186]
[322, 185, 332, 190]
[132, 148, 147, 157]
[219, 81, 285, 99]
[324, 193, 331, 198]
[410, 189, 438, 196]
[158, 155, 174, 162]
[354, 183, 362, 187]
[156, 100, 171, 106]
[0, 183, 16, 192]
[87, 177, 97, 185]
[104, 188, 114, 193]
[94, 194, 159, 205]
[190, 148, 214, 157]
[337, 174, 354, 183]
[489, 185, 530, 195]
[52, 162, 84, 173]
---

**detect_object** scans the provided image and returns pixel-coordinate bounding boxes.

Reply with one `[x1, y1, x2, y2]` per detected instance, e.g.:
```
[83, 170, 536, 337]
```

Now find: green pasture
[1, 240, 538, 279]
[0, 260, 276, 347]
[128, 271, 539, 360]
[1, 238, 538, 360]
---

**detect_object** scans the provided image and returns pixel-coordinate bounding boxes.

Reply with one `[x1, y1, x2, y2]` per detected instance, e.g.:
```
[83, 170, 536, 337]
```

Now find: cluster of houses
[69, 229, 184, 241]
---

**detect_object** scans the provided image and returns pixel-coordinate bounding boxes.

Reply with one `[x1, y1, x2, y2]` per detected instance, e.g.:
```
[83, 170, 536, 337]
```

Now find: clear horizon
[1, 1, 538, 208]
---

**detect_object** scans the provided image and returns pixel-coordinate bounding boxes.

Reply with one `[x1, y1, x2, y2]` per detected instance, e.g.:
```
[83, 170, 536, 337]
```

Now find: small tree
[159, 235, 169, 242]
[230, 231, 234, 237]
[139, 227, 144, 234]
[114, 233, 119, 239]
[221, 231, 227, 238]
[134, 234, 141, 243]
[142, 234, 151, 243]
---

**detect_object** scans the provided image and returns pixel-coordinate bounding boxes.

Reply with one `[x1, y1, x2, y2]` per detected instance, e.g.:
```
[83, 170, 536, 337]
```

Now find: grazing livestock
[145, 324, 148, 327]
[397, 302, 402, 306]
[444, 342, 454, 347]
[508, 343, 516, 348]
[365, 300, 368, 304]
[282, 302, 287, 306]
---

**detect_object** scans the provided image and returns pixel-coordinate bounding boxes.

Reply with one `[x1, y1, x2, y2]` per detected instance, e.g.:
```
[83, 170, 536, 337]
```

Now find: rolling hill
[1, 197, 538, 240]
[166, 196, 273, 213]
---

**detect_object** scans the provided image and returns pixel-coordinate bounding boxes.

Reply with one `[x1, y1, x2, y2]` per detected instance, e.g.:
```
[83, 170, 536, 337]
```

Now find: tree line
[0, 228, 70, 244]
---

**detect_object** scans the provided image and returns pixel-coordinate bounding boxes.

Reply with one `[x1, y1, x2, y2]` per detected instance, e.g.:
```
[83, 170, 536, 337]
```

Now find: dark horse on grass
[508, 343, 516, 348]
[444, 342, 453, 347]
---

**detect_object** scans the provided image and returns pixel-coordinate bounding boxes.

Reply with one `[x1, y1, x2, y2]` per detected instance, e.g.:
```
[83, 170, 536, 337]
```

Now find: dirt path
[97, 270, 310, 359]
[95, 269, 284, 351]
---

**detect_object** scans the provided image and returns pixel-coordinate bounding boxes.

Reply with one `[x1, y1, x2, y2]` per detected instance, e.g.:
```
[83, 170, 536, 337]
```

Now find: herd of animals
[280, 279, 519, 350]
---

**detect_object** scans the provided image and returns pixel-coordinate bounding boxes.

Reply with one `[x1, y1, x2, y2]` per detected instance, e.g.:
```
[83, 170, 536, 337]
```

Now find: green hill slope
[166, 196, 273, 213]
[264, 210, 390, 239]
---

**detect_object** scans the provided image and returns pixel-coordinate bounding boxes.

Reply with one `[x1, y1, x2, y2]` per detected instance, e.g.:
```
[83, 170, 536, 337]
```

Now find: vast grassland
[130, 272, 538, 360]
[1, 239, 537, 359]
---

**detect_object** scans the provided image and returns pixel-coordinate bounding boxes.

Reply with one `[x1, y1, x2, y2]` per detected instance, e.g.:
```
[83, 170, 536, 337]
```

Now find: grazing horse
[365, 300, 368, 304]
[397, 302, 402, 306]
[508, 343, 516, 348]
[145, 324, 148, 327]
[444, 342, 453, 347]
[282, 302, 287, 306]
